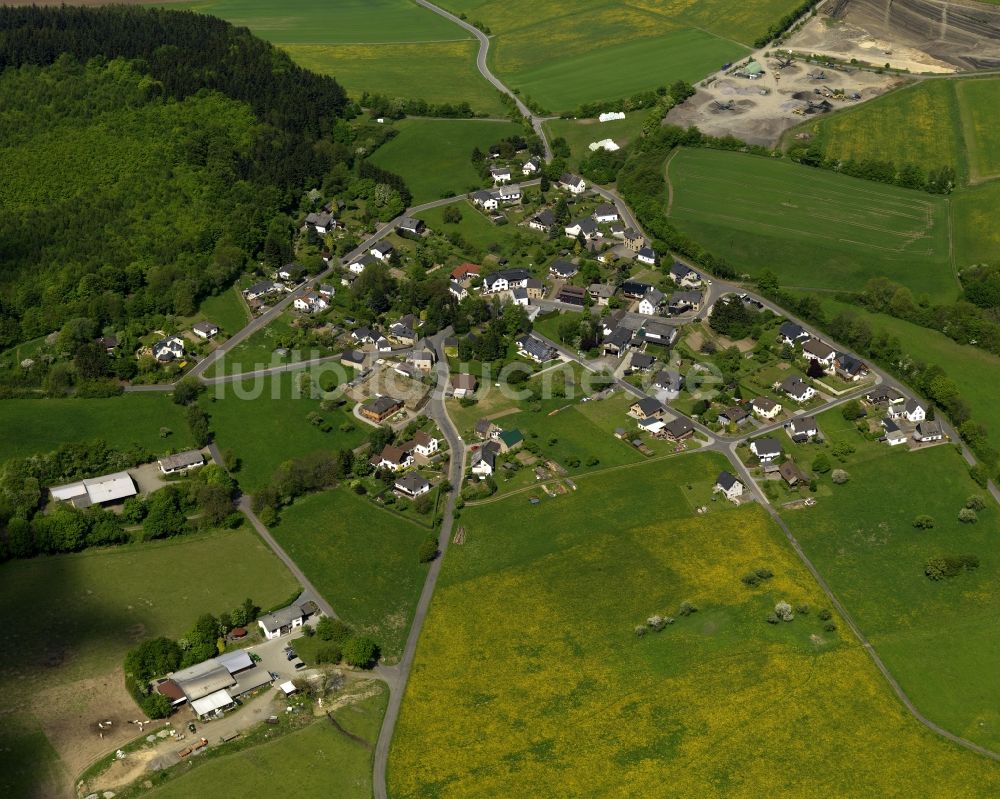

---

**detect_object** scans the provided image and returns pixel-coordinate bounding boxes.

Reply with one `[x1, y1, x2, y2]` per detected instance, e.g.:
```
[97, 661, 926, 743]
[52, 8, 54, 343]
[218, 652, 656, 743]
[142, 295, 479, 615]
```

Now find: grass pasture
[953, 180, 1000, 266]
[173, 0, 506, 114]
[781, 418, 1000, 749]
[955, 78, 1000, 183]
[544, 113, 647, 171]
[389, 451, 1000, 797]
[146, 688, 386, 799]
[204, 372, 367, 492]
[368, 118, 526, 202]
[270, 488, 429, 660]
[667, 147, 958, 297]
[0, 393, 194, 461]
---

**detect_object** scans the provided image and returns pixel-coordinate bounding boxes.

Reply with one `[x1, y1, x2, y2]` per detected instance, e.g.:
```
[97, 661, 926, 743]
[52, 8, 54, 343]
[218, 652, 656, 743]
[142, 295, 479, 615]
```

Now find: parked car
[188, 722, 197, 733]
[294, 661, 306, 670]
[285, 650, 297, 661]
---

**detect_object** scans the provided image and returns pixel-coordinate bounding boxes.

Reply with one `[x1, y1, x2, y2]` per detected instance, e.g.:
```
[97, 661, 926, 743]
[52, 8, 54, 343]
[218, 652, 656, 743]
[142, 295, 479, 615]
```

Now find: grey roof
[803, 339, 835, 359]
[753, 396, 779, 411]
[531, 209, 555, 226]
[604, 326, 633, 349]
[623, 227, 642, 241]
[752, 437, 782, 456]
[398, 216, 424, 231]
[342, 349, 366, 365]
[550, 259, 578, 276]
[247, 280, 279, 296]
[637, 246, 657, 259]
[257, 604, 306, 633]
[633, 396, 665, 416]
[622, 280, 652, 298]
[365, 395, 403, 415]
[652, 369, 682, 391]
[781, 376, 810, 396]
[790, 415, 817, 433]
[835, 352, 865, 374]
[642, 288, 664, 306]
[720, 405, 748, 422]
[631, 353, 655, 370]
[882, 417, 901, 434]
[158, 450, 205, 471]
[669, 262, 697, 280]
[517, 334, 555, 361]
[171, 662, 235, 702]
[395, 472, 431, 494]
[192, 321, 218, 335]
[905, 398, 923, 413]
[670, 290, 701, 305]
[780, 320, 809, 341]
[569, 217, 598, 235]
[594, 203, 618, 217]
[472, 189, 494, 203]
[512, 287, 529, 301]
[472, 441, 500, 470]
[716, 470, 739, 490]
[643, 320, 677, 341]
[916, 420, 942, 437]
[665, 418, 693, 438]
[560, 172, 584, 185]
[589, 283, 616, 298]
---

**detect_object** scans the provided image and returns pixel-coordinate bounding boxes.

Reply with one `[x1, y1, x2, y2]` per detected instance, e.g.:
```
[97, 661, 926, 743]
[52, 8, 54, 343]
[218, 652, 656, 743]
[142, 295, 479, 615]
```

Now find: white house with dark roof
[668, 262, 701, 287]
[714, 471, 744, 502]
[522, 156, 541, 175]
[779, 321, 810, 347]
[635, 247, 657, 266]
[788, 415, 818, 442]
[395, 472, 431, 498]
[192, 321, 219, 339]
[516, 334, 556, 363]
[593, 203, 619, 223]
[638, 288, 665, 316]
[914, 420, 944, 442]
[158, 450, 205, 475]
[882, 417, 907, 446]
[370, 242, 395, 262]
[903, 399, 926, 423]
[565, 218, 599, 240]
[750, 437, 782, 463]
[802, 339, 836, 367]
[780, 376, 815, 403]
[752, 396, 782, 420]
[490, 165, 512, 184]
[152, 336, 185, 362]
[559, 173, 587, 194]
[549, 259, 578, 279]
[629, 396, 666, 420]
[257, 603, 311, 640]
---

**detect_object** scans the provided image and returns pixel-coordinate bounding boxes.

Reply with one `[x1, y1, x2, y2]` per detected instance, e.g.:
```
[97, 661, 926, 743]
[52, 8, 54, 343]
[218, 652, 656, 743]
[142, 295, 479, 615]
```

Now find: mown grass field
[0, 528, 298, 695]
[270, 488, 429, 660]
[805, 294, 1000, 454]
[147, 688, 386, 799]
[0, 393, 194, 460]
[781, 412, 1000, 749]
[507, 29, 743, 112]
[667, 148, 959, 297]
[204, 372, 366, 492]
[389, 451, 1000, 797]
[195, 285, 248, 336]
[368, 118, 526, 202]
[173, 0, 507, 114]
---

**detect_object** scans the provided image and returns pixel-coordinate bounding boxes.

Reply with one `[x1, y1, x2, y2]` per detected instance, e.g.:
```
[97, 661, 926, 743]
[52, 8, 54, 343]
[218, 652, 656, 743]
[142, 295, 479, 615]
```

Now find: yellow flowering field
[388, 453, 1000, 798]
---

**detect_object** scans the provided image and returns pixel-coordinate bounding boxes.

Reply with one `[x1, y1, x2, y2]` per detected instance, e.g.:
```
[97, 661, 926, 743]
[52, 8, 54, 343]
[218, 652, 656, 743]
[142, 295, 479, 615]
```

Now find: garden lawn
[194, 285, 248, 336]
[204, 371, 366, 492]
[0, 528, 299, 696]
[0, 393, 194, 460]
[205, 313, 336, 378]
[368, 118, 526, 203]
[146, 688, 386, 799]
[667, 148, 958, 298]
[270, 488, 429, 660]
[781, 418, 1000, 750]
[389, 451, 1000, 797]
[953, 180, 1000, 266]
[416, 198, 543, 257]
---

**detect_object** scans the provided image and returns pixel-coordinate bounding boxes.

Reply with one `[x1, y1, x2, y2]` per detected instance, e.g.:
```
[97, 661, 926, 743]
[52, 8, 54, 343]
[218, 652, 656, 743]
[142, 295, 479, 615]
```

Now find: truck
[178, 737, 209, 757]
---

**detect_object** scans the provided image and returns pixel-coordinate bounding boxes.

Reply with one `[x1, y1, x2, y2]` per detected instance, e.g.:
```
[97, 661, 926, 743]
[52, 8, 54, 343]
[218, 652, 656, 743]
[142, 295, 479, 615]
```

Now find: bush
[316, 617, 353, 646]
[925, 554, 979, 580]
[965, 495, 986, 511]
[812, 454, 832, 474]
[741, 573, 760, 587]
[823, 622, 837, 633]
[831, 469, 850, 484]
[418, 537, 439, 563]
[958, 508, 978, 524]
[342, 635, 379, 668]
[754, 567, 773, 580]
[765, 613, 779, 625]
[774, 601, 794, 622]
[301, 625, 315, 638]
[634, 625, 647, 637]
[912, 514, 935, 530]
[678, 601, 698, 617]
[795, 604, 810, 615]
[315, 644, 342, 664]
[818, 609, 832, 621]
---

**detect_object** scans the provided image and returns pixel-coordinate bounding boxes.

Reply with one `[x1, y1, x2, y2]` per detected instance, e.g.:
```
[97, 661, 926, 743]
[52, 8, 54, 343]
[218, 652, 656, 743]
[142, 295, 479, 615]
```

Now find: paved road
[372, 330, 467, 799]
[414, 0, 553, 161]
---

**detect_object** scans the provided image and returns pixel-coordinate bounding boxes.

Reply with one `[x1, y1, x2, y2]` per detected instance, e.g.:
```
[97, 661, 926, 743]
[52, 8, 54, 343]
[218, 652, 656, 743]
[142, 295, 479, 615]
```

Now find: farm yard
[779, 414, 1000, 750]
[0, 528, 299, 799]
[367, 118, 527, 203]
[388, 452, 1000, 798]
[270, 488, 430, 660]
[144, 687, 386, 799]
[666, 148, 958, 297]
[0, 392, 194, 460]
[173, 0, 506, 114]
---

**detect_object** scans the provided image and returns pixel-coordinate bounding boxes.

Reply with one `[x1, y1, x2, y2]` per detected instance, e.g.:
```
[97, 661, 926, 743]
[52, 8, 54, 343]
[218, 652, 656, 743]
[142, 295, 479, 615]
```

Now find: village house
[305, 210, 335, 235]
[638, 288, 665, 316]
[714, 471, 744, 502]
[525, 279, 545, 300]
[451, 373, 478, 398]
[652, 369, 683, 397]
[635, 247, 658, 266]
[565, 217, 599, 240]
[779, 459, 808, 487]
[629, 396, 666, 421]
[781, 376, 816, 403]
[482, 268, 531, 294]
[664, 417, 694, 441]
[834, 353, 868, 381]
[549, 259, 578, 279]
[388, 321, 417, 345]
[522, 156, 541, 175]
[50, 471, 137, 508]
[788, 415, 818, 442]
[192, 321, 219, 340]
[593, 203, 619, 223]
[779, 321, 811, 347]
[588, 283, 616, 306]
[718, 406, 749, 427]
[642, 320, 677, 346]
[668, 290, 702, 315]
[471, 189, 499, 211]
[408, 345, 436, 372]
[244, 281, 283, 301]
[474, 418, 500, 440]
[528, 209, 555, 232]
[668, 262, 702, 288]
[556, 285, 586, 306]
[152, 336, 185, 362]
[341, 349, 366, 370]
[451, 263, 480, 281]
[278, 263, 305, 282]
[395, 472, 431, 498]
[318, 283, 335, 299]
[360, 396, 403, 423]
[516, 334, 556, 363]
[370, 242, 395, 262]
[293, 292, 328, 314]
[630, 352, 655, 372]
[559, 173, 587, 194]
[257, 604, 312, 640]
[490, 165, 512, 184]
[622, 280, 653, 300]
[373, 444, 413, 472]
[802, 339, 836, 368]
[349, 254, 377, 274]
[752, 396, 782, 420]
[412, 431, 439, 458]
[471, 441, 500, 478]
[157, 450, 205, 475]
[623, 228, 644, 252]
[510, 286, 530, 306]
[603, 326, 633, 356]
[914, 420, 944, 442]
[866, 387, 905, 407]
[449, 280, 468, 300]
[496, 184, 522, 204]
[397, 217, 426, 237]
[882, 417, 907, 446]
[750, 437, 782, 463]
[903, 399, 926, 423]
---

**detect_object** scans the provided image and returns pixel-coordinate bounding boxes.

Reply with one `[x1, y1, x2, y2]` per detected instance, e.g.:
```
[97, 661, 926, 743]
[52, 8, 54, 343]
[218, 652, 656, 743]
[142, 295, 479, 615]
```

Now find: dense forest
[0, 6, 363, 351]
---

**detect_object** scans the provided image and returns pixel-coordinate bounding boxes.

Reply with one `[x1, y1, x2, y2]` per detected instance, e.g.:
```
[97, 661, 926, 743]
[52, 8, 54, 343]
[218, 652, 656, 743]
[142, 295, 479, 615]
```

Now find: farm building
[50, 471, 137, 508]
[158, 450, 205, 475]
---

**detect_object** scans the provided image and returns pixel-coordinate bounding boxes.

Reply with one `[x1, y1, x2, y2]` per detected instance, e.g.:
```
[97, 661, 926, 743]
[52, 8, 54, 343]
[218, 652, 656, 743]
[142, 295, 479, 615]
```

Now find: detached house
[374, 444, 413, 472]
[397, 217, 426, 237]
[192, 321, 219, 340]
[834, 353, 868, 381]
[152, 336, 185, 362]
[622, 281, 653, 300]
[395, 472, 431, 498]
[528, 209, 555, 232]
[565, 217, 599, 240]
[668, 262, 702, 288]
[471, 441, 500, 478]
[244, 281, 283, 301]
[629, 396, 666, 420]
[643, 320, 677, 346]
[779, 321, 810, 347]
[412, 431, 439, 458]
[718, 406, 749, 427]
[359, 396, 403, 423]
[752, 396, 782, 420]
[788, 415, 818, 442]
[278, 263, 305, 282]
[370, 242, 395, 262]
[593, 203, 619, 223]
[588, 283, 616, 306]
[305, 211, 335, 235]
[914, 420, 944, 443]
[549, 259, 578, 279]
[349, 254, 377, 274]
[451, 373, 477, 398]
[668, 291, 702, 315]
[652, 369, 683, 398]
[471, 189, 499, 211]
[750, 437, 782, 463]
[802, 339, 836, 367]
[522, 157, 541, 175]
[559, 173, 587, 194]
[516, 334, 556, 363]
[903, 399, 926, 423]
[623, 228, 645, 252]
[293, 292, 328, 313]
[781, 376, 815, 403]
[603, 326, 633, 356]
[635, 247, 658, 266]
[882, 417, 907, 446]
[490, 165, 512, 184]
[714, 471, 744, 503]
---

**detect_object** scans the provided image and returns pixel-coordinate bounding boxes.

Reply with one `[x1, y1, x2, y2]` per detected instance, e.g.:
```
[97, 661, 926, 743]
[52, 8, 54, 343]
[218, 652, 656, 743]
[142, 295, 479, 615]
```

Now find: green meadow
[368, 118, 526, 202]
[781, 411, 1000, 749]
[270, 488, 430, 660]
[667, 148, 958, 297]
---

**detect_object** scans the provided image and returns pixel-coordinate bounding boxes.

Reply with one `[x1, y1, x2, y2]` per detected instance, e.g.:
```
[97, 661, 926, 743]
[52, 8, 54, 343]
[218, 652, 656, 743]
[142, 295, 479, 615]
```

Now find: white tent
[598, 111, 625, 122]
[588, 139, 619, 152]
[278, 681, 298, 696]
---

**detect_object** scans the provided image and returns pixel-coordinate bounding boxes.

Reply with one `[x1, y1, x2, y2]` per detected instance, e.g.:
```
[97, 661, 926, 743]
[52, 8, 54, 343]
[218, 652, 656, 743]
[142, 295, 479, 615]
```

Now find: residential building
[397, 217, 426, 237]
[516, 334, 556, 363]
[779, 321, 810, 347]
[522, 157, 541, 175]
[450, 263, 480, 280]
[914, 420, 944, 442]
[360, 396, 403, 423]
[603, 326, 633, 356]
[341, 350, 366, 370]
[752, 397, 782, 420]
[630, 352, 655, 372]
[257, 603, 312, 640]
[781, 376, 816, 403]
[556, 285, 586, 306]
[802, 339, 836, 367]
[638, 288, 664, 316]
[349, 254, 377, 274]
[652, 369, 683, 397]
[511, 286, 530, 306]
[293, 292, 328, 313]
[664, 418, 694, 440]
[788, 415, 818, 442]
[779, 459, 808, 486]
[528, 209, 555, 231]
[305, 210, 335, 235]
[412, 431, 439, 458]
[834, 353, 868, 381]
[635, 247, 657, 266]
[474, 418, 500, 440]
[565, 218, 598, 240]
[668, 262, 702, 287]
[629, 396, 666, 420]
[449, 280, 468, 300]
[157, 450, 205, 475]
[668, 290, 702, 315]
[622, 280, 652, 299]
[497, 429, 524, 453]
[623, 228, 645, 252]
[471, 441, 500, 478]
[593, 203, 619, 223]
[277, 263, 304, 282]
[50, 471, 137, 508]
[192, 321, 219, 339]
[525, 278, 545, 299]
[718, 406, 749, 426]
[152, 336, 185, 362]
[642, 320, 677, 346]
[244, 281, 282, 301]
[903, 399, 926, 423]
[370, 242, 395, 262]
[408, 346, 436, 371]
[549, 259, 578, 279]
[588, 283, 616, 306]
[395, 472, 431, 498]
[374, 444, 413, 472]
[714, 471, 744, 502]
[750, 437, 782, 463]
[882, 417, 907, 446]
[559, 173, 587, 194]
[490, 165, 512, 184]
